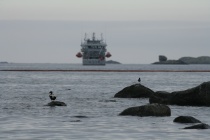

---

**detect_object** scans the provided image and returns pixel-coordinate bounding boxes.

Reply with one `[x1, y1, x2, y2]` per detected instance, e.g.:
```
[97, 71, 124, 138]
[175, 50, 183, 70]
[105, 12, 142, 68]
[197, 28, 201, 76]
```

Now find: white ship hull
[83, 59, 105, 65]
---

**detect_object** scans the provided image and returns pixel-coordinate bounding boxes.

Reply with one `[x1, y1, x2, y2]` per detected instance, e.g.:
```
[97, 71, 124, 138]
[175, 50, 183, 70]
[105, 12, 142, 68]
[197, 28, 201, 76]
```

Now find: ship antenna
[92, 32, 95, 41]
[104, 31, 107, 43]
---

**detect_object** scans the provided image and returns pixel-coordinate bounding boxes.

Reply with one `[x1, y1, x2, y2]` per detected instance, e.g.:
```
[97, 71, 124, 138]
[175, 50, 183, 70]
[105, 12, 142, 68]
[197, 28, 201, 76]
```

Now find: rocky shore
[153, 60, 187, 64]
[115, 81, 210, 129]
[149, 81, 210, 106]
[114, 81, 210, 106]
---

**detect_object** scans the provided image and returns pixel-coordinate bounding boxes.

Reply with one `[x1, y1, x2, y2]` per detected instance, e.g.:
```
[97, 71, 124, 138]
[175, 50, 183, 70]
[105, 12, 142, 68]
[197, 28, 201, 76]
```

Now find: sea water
[0, 64, 210, 140]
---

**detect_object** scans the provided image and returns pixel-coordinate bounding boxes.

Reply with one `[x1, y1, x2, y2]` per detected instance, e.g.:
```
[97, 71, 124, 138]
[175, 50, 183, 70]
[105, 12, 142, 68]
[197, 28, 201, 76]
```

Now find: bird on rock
[138, 77, 141, 83]
[49, 91, 56, 101]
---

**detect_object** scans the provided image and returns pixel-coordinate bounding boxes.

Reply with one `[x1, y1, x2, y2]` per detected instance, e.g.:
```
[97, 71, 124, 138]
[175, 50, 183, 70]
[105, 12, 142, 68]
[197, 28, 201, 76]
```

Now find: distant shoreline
[153, 56, 210, 65]
[0, 62, 8, 64]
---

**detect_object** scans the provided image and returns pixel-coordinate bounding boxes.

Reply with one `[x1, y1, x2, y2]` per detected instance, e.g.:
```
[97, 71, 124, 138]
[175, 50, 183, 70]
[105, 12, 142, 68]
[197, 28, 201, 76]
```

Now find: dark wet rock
[183, 123, 210, 129]
[149, 81, 210, 106]
[114, 84, 154, 98]
[173, 116, 201, 123]
[149, 91, 171, 104]
[46, 101, 67, 106]
[119, 103, 171, 117]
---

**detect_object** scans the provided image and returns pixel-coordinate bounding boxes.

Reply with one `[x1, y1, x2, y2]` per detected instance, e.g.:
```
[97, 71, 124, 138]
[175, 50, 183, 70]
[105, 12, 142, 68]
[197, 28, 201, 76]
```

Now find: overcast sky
[0, 0, 210, 64]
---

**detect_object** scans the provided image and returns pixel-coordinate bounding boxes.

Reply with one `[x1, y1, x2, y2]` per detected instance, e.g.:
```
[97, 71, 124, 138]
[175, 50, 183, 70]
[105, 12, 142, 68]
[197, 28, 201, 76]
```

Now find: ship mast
[84, 33, 87, 41]
[92, 32, 96, 41]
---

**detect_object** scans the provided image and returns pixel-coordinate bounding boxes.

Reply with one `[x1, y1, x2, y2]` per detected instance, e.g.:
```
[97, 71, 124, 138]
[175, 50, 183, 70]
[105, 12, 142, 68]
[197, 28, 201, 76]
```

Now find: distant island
[179, 56, 210, 64]
[0, 61, 8, 64]
[153, 55, 210, 64]
[106, 60, 121, 64]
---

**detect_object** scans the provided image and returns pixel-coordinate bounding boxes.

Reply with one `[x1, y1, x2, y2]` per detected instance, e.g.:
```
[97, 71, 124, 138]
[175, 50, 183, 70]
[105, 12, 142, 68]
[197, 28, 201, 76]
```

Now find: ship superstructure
[76, 33, 111, 65]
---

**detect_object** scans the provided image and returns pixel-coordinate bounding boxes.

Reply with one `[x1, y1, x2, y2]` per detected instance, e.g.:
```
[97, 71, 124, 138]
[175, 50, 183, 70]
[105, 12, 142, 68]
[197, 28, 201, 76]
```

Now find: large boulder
[150, 81, 210, 106]
[149, 91, 171, 104]
[46, 101, 67, 106]
[173, 116, 201, 123]
[114, 84, 154, 98]
[159, 55, 167, 62]
[119, 103, 171, 117]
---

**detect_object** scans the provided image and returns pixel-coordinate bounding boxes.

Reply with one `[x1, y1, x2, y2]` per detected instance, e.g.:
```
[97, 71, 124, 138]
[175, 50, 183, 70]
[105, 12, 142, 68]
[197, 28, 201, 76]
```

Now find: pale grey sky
[0, 0, 210, 64]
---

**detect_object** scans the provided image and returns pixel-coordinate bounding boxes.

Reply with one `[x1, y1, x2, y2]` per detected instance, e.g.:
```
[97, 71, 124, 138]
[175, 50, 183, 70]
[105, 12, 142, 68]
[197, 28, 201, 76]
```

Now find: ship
[76, 32, 111, 65]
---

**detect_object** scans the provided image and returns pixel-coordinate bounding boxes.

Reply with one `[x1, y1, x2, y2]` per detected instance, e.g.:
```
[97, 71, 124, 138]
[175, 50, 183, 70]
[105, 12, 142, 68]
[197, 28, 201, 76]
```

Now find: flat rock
[173, 116, 201, 123]
[119, 103, 171, 117]
[183, 123, 210, 129]
[46, 101, 67, 106]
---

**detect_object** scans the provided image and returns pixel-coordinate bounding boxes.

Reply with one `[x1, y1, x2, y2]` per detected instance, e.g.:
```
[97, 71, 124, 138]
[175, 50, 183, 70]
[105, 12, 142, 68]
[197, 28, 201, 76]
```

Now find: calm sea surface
[0, 63, 210, 140]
